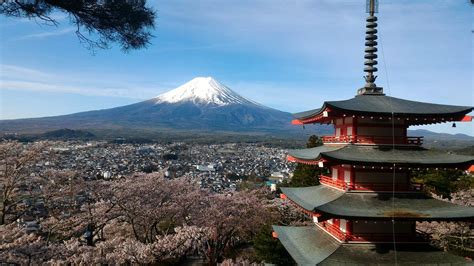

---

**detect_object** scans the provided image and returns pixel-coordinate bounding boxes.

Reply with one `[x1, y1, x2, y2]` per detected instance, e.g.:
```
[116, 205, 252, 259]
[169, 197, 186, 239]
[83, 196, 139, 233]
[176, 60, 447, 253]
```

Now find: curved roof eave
[272, 226, 340, 265]
[288, 145, 474, 167]
[282, 186, 474, 221]
[291, 95, 473, 122]
[287, 145, 344, 161]
[317, 192, 474, 221]
[273, 226, 469, 265]
[281, 185, 344, 211]
[292, 104, 327, 120]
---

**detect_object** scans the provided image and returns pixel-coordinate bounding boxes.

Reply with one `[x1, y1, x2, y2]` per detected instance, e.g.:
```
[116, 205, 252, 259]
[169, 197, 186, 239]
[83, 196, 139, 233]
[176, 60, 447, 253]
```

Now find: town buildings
[30, 141, 292, 192]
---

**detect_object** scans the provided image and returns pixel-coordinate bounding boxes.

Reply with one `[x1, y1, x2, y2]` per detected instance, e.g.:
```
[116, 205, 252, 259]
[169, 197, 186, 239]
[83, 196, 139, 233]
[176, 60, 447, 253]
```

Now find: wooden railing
[320, 175, 423, 192]
[322, 221, 420, 242]
[319, 175, 349, 190]
[348, 232, 419, 243]
[322, 135, 355, 143]
[321, 221, 347, 241]
[353, 182, 410, 191]
[322, 135, 423, 146]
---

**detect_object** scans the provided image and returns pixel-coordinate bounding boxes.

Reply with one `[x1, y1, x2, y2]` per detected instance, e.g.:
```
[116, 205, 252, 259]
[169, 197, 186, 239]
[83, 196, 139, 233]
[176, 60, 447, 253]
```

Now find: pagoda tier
[280, 186, 474, 221]
[292, 95, 473, 126]
[272, 226, 470, 265]
[287, 145, 474, 169]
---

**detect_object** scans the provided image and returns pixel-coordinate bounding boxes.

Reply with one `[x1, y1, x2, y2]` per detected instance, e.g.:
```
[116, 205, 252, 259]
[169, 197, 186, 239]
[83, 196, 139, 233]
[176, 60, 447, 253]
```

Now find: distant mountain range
[0, 77, 310, 136]
[408, 129, 474, 141]
[0, 77, 472, 145]
[408, 129, 474, 149]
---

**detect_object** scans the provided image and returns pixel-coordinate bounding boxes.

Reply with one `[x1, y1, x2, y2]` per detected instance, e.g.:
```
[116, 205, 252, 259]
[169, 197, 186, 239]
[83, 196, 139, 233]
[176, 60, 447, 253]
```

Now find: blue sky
[0, 0, 472, 135]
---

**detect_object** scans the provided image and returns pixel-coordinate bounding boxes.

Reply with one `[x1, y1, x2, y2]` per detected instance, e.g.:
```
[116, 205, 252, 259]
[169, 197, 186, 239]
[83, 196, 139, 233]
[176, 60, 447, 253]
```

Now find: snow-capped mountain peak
[155, 77, 258, 106]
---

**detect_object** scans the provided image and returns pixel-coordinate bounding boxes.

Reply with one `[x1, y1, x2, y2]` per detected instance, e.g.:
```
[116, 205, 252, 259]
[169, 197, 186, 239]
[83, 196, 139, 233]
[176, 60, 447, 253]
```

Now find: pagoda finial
[358, 0, 384, 96]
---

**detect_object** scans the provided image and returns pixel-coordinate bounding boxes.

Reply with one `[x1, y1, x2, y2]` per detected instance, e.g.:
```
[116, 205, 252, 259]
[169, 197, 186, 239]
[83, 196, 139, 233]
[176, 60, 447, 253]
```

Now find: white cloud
[0, 64, 174, 99]
[0, 64, 53, 79]
[0, 79, 169, 99]
[13, 27, 75, 41]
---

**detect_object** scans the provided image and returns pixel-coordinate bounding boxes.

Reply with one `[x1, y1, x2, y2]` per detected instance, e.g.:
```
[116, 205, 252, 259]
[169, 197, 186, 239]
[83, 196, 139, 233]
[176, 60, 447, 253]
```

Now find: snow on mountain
[154, 77, 260, 106]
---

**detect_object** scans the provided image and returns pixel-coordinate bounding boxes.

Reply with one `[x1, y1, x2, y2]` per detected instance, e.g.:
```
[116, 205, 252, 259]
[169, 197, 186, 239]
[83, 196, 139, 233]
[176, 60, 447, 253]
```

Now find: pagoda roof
[293, 95, 472, 124]
[288, 144, 474, 167]
[272, 225, 340, 265]
[280, 185, 344, 211]
[281, 186, 474, 220]
[273, 226, 470, 265]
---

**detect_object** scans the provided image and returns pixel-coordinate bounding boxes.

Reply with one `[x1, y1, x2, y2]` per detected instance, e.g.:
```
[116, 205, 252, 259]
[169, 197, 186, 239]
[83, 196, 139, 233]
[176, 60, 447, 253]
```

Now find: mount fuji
[0, 77, 296, 135]
[155, 77, 260, 106]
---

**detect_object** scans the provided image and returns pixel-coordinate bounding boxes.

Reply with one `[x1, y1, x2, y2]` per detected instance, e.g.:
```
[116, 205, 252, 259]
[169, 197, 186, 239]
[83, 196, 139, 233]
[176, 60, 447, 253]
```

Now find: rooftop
[273, 226, 470, 265]
[281, 185, 474, 220]
[293, 95, 473, 125]
[288, 144, 474, 168]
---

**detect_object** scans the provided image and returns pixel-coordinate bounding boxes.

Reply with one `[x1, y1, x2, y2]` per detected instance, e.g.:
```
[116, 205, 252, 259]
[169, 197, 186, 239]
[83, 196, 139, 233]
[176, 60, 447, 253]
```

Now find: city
[32, 141, 293, 192]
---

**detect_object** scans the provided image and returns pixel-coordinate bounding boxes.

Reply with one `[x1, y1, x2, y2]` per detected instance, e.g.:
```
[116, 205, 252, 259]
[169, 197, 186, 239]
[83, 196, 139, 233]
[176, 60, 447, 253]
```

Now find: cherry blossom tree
[417, 190, 473, 253]
[0, 141, 49, 225]
[101, 173, 202, 243]
[0, 223, 48, 264]
[0, 152, 278, 265]
[193, 189, 277, 264]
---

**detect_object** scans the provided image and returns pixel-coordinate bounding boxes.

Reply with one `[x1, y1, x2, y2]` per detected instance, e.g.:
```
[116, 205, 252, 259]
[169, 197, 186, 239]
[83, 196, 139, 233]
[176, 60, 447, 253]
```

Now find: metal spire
[358, 0, 384, 95]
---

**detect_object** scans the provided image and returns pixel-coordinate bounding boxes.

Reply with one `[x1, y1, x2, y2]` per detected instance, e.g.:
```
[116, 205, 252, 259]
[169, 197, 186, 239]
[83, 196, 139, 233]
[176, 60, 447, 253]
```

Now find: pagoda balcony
[347, 232, 420, 243]
[321, 221, 347, 241]
[320, 175, 423, 192]
[321, 222, 420, 243]
[319, 175, 349, 190]
[353, 182, 411, 192]
[322, 135, 423, 146]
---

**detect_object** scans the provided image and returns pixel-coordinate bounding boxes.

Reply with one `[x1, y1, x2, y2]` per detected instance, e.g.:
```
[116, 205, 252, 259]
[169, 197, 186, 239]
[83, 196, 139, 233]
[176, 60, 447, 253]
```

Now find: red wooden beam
[272, 231, 279, 238]
[291, 119, 303, 125]
[287, 155, 326, 165]
[468, 165, 474, 173]
[293, 107, 333, 125]
[461, 115, 472, 122]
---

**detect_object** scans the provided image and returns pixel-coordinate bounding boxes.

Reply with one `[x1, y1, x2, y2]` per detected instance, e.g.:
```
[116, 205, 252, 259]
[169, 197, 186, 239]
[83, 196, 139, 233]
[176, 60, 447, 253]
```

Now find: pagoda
[273, 0, 474, 264]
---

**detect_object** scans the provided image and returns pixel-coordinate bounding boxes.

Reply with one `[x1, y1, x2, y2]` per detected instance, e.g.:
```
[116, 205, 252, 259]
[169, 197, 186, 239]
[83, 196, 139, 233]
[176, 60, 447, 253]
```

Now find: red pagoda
[273, 0, 474, 264]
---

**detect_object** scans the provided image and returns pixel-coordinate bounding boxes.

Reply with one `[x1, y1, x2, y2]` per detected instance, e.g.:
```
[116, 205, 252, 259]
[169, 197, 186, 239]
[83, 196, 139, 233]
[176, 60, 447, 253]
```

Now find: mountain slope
[0, 77, 299, 134]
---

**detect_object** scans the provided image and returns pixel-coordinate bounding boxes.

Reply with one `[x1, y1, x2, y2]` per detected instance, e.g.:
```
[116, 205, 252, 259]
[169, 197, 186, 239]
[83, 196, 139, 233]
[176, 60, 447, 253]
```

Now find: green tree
[253, 225, 295, 265]
[283, 135, 323, 187]
[1, 0, 155, 51]
[306, 135, 323, 148]
[289, 163, 322, 187]
[411, 169, 473, 199]
[237, 174, 266, 191]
